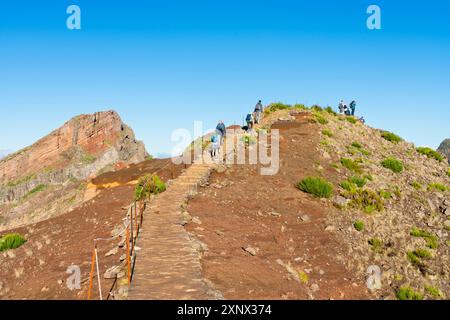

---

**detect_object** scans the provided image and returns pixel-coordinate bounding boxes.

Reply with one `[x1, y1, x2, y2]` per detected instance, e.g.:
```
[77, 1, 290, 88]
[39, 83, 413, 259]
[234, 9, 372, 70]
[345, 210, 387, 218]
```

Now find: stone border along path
[128, 131, 243, 300]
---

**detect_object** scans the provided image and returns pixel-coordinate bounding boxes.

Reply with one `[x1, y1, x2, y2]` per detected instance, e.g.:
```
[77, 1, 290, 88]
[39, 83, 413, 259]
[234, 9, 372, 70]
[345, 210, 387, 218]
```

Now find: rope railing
[87, 200, 146, 300]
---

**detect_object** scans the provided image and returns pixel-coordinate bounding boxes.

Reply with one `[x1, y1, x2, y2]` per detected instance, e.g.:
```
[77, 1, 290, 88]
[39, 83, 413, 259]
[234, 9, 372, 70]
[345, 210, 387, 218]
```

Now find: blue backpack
[211, 134, 219, 143]
[246, 114, 252, 122]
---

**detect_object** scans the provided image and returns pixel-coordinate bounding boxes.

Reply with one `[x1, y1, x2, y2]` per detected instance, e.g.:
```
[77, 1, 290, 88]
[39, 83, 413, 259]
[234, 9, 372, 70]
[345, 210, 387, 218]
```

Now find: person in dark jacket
[349, 100, 356, 116]
[254, 100, 263, 124]
[216, 121, 226, 145]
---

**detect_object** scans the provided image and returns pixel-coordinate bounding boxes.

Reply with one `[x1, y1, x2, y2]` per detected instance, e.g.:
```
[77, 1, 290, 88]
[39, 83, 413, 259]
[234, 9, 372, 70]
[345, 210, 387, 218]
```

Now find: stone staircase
[128, 134, 240, 300]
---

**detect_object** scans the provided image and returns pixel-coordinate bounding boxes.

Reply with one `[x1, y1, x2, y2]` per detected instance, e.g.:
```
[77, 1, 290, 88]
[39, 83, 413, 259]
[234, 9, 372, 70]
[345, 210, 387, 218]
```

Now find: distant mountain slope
[438, 139, 450, 163]
[0, 110, 147, 229]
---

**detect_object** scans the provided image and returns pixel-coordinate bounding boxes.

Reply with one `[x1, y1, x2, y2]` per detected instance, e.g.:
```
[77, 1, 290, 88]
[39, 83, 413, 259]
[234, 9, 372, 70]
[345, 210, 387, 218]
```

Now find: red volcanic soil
[0, 159, 184, 300]
[186, 113, 370, 300]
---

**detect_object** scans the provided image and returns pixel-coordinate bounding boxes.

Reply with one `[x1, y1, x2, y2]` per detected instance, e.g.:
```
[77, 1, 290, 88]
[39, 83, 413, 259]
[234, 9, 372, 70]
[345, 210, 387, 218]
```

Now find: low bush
[427, 183, 448, 192]
[353, 221, 364, 231]
[297, 177, 334, 198]
[381, 131, 402, 144]
[410, 181, 422, 190]
[264, 102, 292, 114]
[344, 188, 384, 213]
[381, 157, 404, 173]
[410, 227, 438, 249]
[0, 233, 27, 252]
[313, 113, 328, 125]
[425, 286, 444, 299]
[368, 238, 383, 253]
[322, 129, 333, 137]
[135, 174, 166, 201]
[324, 106, 337, 115]
[396, 286, 423, 300]
[23, 184, 47, 200]
[416, 147, 445, 162]
[340, 158, 362, 174]
[346, 116, 357, 124]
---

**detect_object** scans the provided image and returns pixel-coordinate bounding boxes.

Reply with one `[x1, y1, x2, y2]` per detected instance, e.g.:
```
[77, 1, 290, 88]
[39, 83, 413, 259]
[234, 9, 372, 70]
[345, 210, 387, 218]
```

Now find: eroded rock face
[0, 110, 147, 203]
[437, 139, 450, 163]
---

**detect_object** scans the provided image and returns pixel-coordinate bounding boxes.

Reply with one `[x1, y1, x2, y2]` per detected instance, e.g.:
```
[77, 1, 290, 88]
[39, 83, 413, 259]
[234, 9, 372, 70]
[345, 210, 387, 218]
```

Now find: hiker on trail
[338, 100, 345, 114]
[245, 113, 254, 130]
[216, 121, 226, 145]
[358, 116, 366, 124]
[349, 100, 356, 116]
[254, 100, 263, 124]
[344, 103, 350, 116]
[210, 131, 220, 158]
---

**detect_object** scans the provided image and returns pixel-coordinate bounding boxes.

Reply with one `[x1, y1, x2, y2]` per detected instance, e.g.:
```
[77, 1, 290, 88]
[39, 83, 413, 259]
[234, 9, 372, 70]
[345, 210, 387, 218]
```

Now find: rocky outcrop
[437, 139, 450, 163]
[0, 110, 147, 203]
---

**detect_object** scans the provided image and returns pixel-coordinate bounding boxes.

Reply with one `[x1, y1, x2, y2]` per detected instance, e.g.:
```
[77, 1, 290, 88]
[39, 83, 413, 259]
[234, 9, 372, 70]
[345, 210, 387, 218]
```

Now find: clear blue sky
[1, 0, 449, 157]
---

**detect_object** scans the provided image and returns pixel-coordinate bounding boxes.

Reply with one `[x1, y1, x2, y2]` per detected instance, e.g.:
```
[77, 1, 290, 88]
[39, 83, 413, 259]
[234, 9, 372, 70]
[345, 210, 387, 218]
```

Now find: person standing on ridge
[349, 100, 356, 116]
[338, 100, 345, 114]
[254, 100, 263, 124]
[216, 121, 226, 145]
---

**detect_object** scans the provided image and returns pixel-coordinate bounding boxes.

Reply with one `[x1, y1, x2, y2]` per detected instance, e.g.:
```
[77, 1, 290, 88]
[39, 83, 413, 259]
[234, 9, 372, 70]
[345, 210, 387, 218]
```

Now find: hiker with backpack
[344, 103, 350, 116]
[245, 113, 254, 130]
[216, 121, 226, 145]
[338, 100, 345, 114]
[254, 100, 263, 124]
[210, 131, 221, 158]
[349, 100, 356, 116]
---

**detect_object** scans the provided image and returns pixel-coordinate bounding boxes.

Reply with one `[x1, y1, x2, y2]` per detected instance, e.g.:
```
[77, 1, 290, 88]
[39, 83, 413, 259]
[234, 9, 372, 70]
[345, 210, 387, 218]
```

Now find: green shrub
[346, 116, 357, 124]
[353, 221, 364, 231]
[311, 105, 323, 112]
[322, 129, 333, 137]
[416, 147, 444, 162]
[368, 238, 383, 253]
[297, 177, 334, 198]
[344, 188, 384, 213]
[381, 157, 404, 173]
[447, 168, 450, 178]
[324, 106, 337, 115]
[23, 184, 47, 200]
[340, 180, 356, 192]
[378, 189, 392, 199]
[314, 113, 328, 125]
[135, 174, 166, 201]
[413, 248, 432, 259]
[293, 103, 307, 110]
[349, 176, 367, 188]
[425, 286, 444, 299]
[410, 227, 438, 249]
[407, 251, 422, 266]
[381, 131, 403, 144]
[410, 181, 422, 190]
[396, 286, 423, 300]
[348, 142, 371, 156]
[340, 158, 362, 174]
[0, 233, 27, 252]
[427, 183, 448, 192]
[6, 173, 37, 188]
[264, 102, 292, 114]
